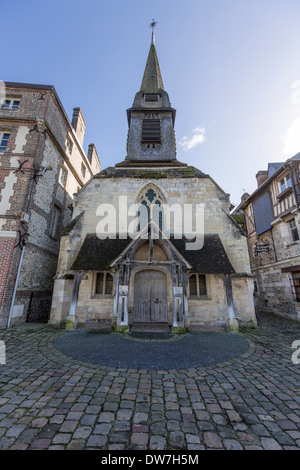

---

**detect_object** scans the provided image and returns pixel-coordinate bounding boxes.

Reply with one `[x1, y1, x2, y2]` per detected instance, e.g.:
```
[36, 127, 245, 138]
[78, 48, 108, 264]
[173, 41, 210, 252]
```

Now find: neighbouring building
[0, 82, 100, 327]
[238, 154, 300, 321]
[49, 31, 257, 334]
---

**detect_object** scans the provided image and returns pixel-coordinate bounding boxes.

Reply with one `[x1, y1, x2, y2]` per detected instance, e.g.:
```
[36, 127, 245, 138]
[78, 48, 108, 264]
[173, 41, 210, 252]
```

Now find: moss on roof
[94, 165, 208, 179]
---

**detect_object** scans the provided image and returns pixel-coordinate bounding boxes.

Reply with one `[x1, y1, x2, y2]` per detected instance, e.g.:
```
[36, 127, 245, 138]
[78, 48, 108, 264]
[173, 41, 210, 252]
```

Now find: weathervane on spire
[149, 18, 158, 45]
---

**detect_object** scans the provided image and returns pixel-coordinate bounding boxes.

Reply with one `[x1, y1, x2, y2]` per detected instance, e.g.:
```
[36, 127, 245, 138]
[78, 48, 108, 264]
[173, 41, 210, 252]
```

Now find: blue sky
[2, 0, 300, 207]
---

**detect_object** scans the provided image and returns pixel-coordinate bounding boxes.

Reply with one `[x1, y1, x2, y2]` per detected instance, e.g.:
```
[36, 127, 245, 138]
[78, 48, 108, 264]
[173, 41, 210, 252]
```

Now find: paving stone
[250, 424, 271, 437]
[52, 433, 72, 444]
[277, 419, 298, 430]
[224, 439, 243, 450]
[98, 412, 115, 423]
[17, 428, 39, 443]
[10, 443, 28, 450]
[260, 437, 282, 450]
[186, 434, 201, 444]
[203, 431, 223, 449]
[149, 435, 166, 450]
[80, 414, 97, 426]
[73, 426, 92, 439]
[131, 432, 148, 446]
[271, 433, 295, 446]
[168, 431, 186, 449]
[109, 432, 130, 444]
[31, 439, 52, 449]
[93, 423, 112, 435]
[86, 435, 107, 447]
[5, 424, 26, 438]
[59, 420, 78, 433]
[116, 409, 132, 421]
[133, 412, 148, 424]
[197, 421, 215, 432]
[113, 421, 131, 432]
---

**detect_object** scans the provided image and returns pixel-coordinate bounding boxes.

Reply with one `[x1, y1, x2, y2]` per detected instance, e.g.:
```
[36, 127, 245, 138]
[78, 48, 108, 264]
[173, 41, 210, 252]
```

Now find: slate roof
[70, 233, 235, 274]
[170, 235, 235, 274]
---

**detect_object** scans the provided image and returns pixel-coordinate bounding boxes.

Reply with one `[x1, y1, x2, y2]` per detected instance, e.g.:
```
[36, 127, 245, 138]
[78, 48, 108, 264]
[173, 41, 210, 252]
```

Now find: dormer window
[278, 173, 292, 193]
[144, 93, 160, 102]
[141, 119, 161, 144]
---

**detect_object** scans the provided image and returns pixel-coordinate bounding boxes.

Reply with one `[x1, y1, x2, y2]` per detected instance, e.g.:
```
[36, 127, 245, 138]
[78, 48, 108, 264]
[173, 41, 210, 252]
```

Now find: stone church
[49, 30, 257, 334]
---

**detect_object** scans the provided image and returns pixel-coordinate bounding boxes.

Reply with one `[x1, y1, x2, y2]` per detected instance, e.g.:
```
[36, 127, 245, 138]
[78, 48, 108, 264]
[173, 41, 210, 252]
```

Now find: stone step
[130, 322, 172, 338]
[130, 322, 170, 333]
[129, 331, 173, 340]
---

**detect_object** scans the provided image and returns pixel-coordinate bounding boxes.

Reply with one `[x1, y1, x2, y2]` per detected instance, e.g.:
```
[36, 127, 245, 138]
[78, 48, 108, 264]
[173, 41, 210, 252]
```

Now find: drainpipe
[7, 244, 26, 328]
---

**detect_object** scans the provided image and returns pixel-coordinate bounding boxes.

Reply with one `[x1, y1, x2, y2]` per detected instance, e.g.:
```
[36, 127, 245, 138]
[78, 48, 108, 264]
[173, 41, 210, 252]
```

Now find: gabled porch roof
[70, 223, 234, 274]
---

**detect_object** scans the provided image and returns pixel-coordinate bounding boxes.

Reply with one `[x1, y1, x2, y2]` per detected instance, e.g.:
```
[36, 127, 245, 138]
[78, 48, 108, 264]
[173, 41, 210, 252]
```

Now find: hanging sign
[119, 285, 128, 295]
[254, 243, 270, 256]
[173, 287, 183, 296]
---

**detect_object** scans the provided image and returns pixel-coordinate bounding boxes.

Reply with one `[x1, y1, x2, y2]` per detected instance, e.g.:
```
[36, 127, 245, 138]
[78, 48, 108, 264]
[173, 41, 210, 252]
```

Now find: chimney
[72, 107, 86, 147]
[256, 170, 268, 188]
[87, 143, 101, 173]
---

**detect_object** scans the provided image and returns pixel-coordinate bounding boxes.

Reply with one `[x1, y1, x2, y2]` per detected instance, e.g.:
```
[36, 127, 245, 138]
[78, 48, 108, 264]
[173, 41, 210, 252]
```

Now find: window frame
[289, 218, 299, 242]
[1, 99, 20, 110]
[0, 132, 10, 153]
[188, 273, 208, 299]
[94, 272, 114, 297]
[292, 271, 300, 302]
[59, 166, 68, 187]
[278, 173, 292, 193]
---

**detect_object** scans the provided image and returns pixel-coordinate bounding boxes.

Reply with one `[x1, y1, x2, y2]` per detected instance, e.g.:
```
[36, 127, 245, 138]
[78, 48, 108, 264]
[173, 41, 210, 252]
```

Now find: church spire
[140, 19, 164, 94]
[124, 22, 179, 164]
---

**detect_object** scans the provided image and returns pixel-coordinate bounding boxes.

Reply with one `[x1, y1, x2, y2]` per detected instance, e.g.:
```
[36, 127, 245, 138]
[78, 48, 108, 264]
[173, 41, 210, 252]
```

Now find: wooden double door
[133, 270, 168, 323]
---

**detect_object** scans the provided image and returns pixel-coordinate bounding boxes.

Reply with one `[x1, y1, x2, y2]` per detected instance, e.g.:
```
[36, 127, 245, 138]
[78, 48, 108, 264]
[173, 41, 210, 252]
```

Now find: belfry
[49, 25, 257, 334]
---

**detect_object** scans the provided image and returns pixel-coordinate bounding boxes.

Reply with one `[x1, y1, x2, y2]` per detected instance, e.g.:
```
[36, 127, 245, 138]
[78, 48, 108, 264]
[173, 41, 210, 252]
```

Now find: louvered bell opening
[144, 93, 160, 102]
[142, 119, 161, 144]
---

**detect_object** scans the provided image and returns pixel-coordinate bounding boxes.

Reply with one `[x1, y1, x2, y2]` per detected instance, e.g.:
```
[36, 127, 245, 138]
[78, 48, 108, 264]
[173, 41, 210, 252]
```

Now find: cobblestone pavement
[0, 313, 299, 450]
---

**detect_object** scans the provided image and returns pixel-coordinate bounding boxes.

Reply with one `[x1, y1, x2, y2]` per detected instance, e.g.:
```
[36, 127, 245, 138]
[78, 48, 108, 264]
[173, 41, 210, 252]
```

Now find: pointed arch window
[137, 186, 165, 232]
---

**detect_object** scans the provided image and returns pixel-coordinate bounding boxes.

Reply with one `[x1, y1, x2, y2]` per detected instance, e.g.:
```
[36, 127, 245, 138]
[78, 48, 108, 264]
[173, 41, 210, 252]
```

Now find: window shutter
[142, 119, 161, 144]
[144, 94, 159, 102]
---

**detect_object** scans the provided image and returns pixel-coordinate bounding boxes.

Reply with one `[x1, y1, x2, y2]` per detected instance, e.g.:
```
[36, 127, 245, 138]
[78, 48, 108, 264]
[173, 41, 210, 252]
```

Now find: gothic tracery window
[137, 186, 164, 232]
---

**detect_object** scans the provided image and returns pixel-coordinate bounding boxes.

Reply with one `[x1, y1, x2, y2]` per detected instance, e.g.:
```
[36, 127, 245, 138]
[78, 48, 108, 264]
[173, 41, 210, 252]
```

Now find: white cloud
[283, 117, 300, 158]
[179, 126, 205, 151]
[291, 80, 300, 105]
